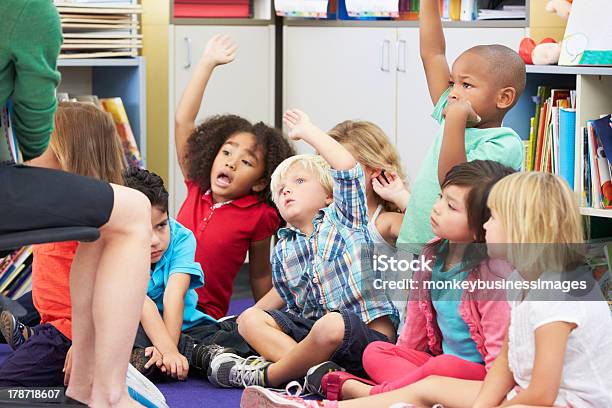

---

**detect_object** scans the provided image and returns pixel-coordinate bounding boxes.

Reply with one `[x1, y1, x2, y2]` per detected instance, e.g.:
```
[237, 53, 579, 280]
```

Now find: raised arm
[174, 34, 237, 179]
[282, 109, 355, 170]
[420, 0, 451, 105]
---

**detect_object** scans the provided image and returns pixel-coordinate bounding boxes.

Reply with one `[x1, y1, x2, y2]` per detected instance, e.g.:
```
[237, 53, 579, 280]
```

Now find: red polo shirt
[176, 180, 280, 319]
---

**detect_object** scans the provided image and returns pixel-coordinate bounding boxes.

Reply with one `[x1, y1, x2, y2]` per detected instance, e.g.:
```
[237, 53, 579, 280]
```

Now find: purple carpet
[0, 298, 256, 408]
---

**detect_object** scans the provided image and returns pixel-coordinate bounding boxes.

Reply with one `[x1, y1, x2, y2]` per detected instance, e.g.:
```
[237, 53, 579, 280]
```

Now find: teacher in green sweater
[0, 1, 152, 406]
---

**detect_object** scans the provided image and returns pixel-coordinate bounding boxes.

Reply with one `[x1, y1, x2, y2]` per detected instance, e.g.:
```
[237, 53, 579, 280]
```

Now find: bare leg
[238, 308, 298, 362]
[335, 376, 483, 408]
[341, 380, 373, 400]
[66, 185, 151, 408]
[265, 312, 345, 387]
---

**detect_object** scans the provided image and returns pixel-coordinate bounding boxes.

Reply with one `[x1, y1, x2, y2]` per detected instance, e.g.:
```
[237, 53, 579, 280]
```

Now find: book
[100, 97, 143, 168]
[559, 108, 576, 188]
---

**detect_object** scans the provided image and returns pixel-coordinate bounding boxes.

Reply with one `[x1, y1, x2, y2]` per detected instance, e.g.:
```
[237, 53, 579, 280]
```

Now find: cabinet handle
[396, 40, 407, 73]
[184, 37, 192, 69]
[380, 39, 391, 72]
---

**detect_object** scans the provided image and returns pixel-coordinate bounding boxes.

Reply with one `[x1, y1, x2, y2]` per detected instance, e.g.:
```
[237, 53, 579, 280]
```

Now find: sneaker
[209, 353, 270, 388]
[241, 386, 332, 408]
[126, 363, 169, 408]
[191, 343, 236, 376]
[303, 361, 344, 396]
[0, 310, 33, 350]
[130, 348, 157, 378]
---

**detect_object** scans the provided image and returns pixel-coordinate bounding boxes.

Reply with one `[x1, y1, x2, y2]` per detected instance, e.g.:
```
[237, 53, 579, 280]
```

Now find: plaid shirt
[272, 163, 399, 326]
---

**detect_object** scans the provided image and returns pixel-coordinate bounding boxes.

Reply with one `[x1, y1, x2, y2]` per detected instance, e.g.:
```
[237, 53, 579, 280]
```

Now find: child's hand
[63, 346, 73, 386]
[201, 34, 238, 68]
[443, 99, 481, 127]
[162, 350, 189, 380]
[144, 346, 164, 371]
[372, 171, 410, 211]
[283, 109, 315, 141]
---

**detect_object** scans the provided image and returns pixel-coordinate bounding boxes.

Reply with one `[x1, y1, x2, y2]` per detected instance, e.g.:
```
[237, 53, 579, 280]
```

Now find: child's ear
[496, 87, 517, 110]
[325, 193, 333, 206]
[252, 178, 269, 193]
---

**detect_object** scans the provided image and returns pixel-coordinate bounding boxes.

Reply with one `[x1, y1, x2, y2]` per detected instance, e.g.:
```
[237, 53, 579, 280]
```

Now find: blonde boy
[208, 110, 398, 389]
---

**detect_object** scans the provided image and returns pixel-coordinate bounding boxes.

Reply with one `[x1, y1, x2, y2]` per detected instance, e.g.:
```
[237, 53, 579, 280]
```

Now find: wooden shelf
[580, 208, 612, 218]
[526, 65, 612, 76]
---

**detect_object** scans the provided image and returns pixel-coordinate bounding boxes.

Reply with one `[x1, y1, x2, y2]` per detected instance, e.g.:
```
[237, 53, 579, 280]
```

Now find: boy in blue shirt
[124, 167, 219, 380]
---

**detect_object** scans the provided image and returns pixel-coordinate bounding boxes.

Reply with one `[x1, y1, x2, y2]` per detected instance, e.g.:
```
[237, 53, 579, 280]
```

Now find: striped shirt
[272, 163, 398, 326]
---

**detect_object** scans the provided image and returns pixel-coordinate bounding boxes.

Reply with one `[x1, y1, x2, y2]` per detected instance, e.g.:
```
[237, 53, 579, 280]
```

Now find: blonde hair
[51, 102, 126, 185]
[487, 172, 584, 275]
[328, 120, 407, 212]
[270, 154, 332, 206]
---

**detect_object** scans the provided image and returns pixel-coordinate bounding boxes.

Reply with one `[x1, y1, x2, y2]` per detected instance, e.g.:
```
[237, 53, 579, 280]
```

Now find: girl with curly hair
[174, 35, 295, 320]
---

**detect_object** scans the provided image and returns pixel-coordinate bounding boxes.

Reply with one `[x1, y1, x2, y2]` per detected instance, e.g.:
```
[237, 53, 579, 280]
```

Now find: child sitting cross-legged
[125, 167, 255, 381]
[207, 109, 399, 389]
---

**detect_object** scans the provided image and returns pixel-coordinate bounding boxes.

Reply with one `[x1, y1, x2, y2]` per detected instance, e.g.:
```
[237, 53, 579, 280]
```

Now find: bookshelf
[57, 57, 147, 165]
[505, 67, 612, 221]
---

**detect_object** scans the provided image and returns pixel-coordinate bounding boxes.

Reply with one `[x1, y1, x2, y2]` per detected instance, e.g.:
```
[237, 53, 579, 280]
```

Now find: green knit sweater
[0, 0, 62, 161]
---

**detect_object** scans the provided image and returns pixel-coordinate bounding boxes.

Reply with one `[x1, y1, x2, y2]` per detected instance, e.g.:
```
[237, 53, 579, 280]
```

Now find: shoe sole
[0, 311, 17, 350]
[241, 386, 306, 408]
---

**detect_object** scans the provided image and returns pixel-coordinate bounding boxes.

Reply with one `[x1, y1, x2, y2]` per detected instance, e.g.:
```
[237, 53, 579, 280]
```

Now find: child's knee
[363, 341, 394, 371]
[310, 312, 345, 349]
[237, 307, 270, 339]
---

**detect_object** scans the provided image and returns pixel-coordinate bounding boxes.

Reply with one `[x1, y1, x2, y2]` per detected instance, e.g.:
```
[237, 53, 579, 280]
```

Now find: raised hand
[283, 108, 314, 141]
[201, 34, 238, 67]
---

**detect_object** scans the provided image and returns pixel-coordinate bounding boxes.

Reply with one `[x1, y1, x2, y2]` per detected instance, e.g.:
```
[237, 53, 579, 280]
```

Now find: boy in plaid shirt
[208, 109, 398, 389]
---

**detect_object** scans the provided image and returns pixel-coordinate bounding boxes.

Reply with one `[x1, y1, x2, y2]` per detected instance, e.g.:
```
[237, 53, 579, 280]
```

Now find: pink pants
[363, 341, 487, 395]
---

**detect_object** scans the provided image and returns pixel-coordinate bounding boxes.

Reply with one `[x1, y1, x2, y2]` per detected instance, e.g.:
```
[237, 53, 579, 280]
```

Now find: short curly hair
[185, 114, 295, 205]
[123, 167, 169, 213]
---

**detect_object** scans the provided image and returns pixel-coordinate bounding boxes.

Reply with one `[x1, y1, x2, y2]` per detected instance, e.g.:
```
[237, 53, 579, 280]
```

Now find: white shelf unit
[57, 57, 147, 165]
[171, 0, 273, 24]
[505, 65, 612, 220]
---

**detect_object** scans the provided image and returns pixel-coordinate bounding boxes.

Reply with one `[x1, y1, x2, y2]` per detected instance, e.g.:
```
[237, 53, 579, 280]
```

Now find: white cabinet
[284, 25, 525, 182]
[169, 24, 275, 214]
[283, 26, 398, 154]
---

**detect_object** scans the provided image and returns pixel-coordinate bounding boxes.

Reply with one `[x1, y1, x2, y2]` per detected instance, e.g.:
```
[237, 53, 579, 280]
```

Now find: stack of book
[0, 247, 33, 300]
[54, 1, 142, 59]
[579, 114, 612, 210]
[524, 87, 577, 187]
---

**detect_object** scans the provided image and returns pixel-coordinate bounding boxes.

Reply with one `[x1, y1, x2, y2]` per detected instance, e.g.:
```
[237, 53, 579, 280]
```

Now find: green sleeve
[9, 0, 63, 161]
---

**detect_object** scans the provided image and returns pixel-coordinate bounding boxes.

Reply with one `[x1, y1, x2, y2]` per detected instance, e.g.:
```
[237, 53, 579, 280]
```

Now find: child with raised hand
[398, 0, 526, 254]
[327, 121, 410, 326]
[208, 109, 398, 390]
[175, 34, 295, 320]
[239, 160, 514, 408]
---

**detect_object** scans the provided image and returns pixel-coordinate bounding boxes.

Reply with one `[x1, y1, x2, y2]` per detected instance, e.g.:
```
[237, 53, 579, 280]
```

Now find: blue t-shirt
[431, 241, 483, 364]
[148, 218, 216, 330]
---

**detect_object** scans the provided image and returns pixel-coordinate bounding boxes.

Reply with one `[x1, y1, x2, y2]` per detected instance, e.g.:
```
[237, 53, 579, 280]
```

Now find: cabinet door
[396, 27, 436, 182]
[170, 25, 274, 214]
[283, 26, 397, 153]
[396, 27, 526, 182]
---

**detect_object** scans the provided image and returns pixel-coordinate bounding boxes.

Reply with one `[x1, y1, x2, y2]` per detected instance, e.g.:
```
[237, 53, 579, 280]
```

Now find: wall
[142, 0, 170, 182]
